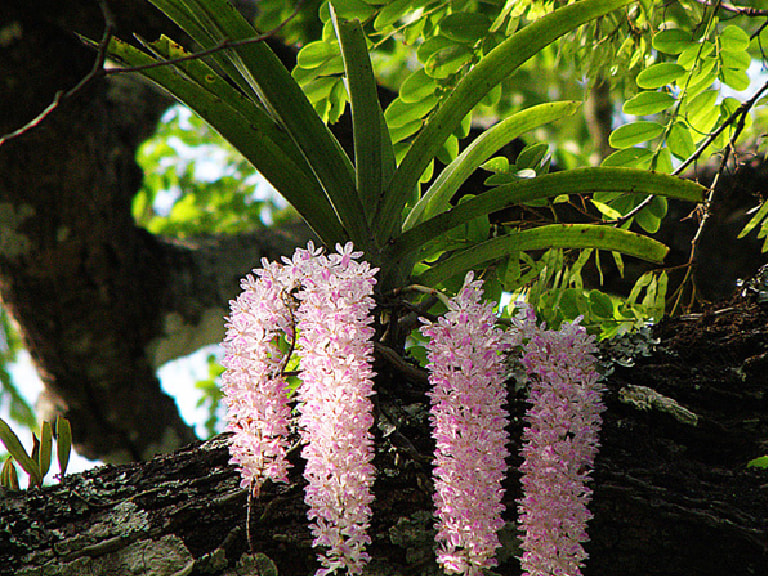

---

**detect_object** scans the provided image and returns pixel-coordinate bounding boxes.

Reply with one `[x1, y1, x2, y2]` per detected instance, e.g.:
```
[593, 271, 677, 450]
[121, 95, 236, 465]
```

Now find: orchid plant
[105, 0, 708, 573]
[224, 245, 604, 575]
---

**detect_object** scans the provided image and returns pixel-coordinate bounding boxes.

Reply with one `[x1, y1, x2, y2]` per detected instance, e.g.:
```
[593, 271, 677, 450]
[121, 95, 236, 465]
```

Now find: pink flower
[221, 241, 378, 576]
[517, 317, 604, 576]
[420, 272, 512, 575]
[295, 242, 378, 576]
[221, 259, 297, 495]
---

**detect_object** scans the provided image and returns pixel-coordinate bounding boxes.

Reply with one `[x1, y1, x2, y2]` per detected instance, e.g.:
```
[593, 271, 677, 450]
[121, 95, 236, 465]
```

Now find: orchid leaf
[161, 0, 371, 249]
[56, 415, 72, 477]
[403, 101, 580, 231]
[106, 36, 345, 243]
[331, 8, 395, 230]
[390, 168, 705, 260]
[38, 421, 52, 479]
[413, 224, 670, 287]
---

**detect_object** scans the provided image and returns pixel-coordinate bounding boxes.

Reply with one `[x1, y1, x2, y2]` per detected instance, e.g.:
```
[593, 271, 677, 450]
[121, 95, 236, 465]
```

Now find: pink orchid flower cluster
[516, 307, 605, 576]
[222, 242, 377, 576]
[419, 272, 513, 575]
[222, 245, 603, 576]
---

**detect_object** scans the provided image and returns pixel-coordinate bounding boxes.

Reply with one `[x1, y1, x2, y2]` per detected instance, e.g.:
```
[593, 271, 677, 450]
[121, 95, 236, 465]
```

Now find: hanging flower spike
[295, 242, 379, 576]
[420, 272, 512, 575]
[517, 318, 605, 576]
[221, 259, 297, 496]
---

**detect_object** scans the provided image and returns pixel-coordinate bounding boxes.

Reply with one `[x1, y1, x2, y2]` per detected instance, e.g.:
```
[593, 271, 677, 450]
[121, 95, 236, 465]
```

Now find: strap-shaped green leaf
[144, 35, 313, 175]
[164, 0, 370, 249]
[0, 417, 41, 488]
[391, 168, 705, 260]
[376, 0, 635, 240]
[413, 224, 670, 287]
[403, 101, 581, 231]
[331, 8, 395, 230]
[147, 0, 261, 102]
[1, 457, 19, 490]
[107, 37, 345, 242]
[56, 415, 72, 477]
[38, 421, 52, 479]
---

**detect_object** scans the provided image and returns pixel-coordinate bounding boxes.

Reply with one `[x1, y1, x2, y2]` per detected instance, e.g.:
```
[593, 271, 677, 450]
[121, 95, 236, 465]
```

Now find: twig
[246, 488, 257, 555]
[104, 0, 304, 78]
[394, 284, 453, 307]
[374, 342, 429, 386]
[693, 0, 768, 16]
[0, 0, 304, 147]
[0, 0, 115, 148]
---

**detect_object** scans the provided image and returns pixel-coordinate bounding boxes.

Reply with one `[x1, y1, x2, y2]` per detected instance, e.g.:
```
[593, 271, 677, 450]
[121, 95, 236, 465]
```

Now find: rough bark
[1, 298, 766, 575]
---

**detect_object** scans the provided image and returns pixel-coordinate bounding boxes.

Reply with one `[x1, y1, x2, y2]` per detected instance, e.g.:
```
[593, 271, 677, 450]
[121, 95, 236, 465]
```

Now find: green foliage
[0, 415, 71, 489]
[739, 200, 768, 252]
[604, 18, 757, 175]
[134, 106, 287, 237]
[103, 0, 715, 345]
[747, 455, 768, 469]
[504, 248, 667, 338]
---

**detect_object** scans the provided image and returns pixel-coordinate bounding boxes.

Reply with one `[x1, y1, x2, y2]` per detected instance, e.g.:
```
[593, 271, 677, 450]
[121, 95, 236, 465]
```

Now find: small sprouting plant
[0, 415, 71, 489]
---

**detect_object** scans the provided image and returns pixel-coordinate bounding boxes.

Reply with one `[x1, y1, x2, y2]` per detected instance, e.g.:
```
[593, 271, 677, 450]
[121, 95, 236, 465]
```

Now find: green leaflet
[652, 29, 694, 55]
[636, 62, 686, 89]
[623, 91, 675, 116]
[413, 224, 670, 287]
[609, 121, 665, 149]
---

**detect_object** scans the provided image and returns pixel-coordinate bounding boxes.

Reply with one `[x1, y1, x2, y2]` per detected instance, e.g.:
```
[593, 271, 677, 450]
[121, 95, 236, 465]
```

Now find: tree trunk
[2, 298, 766, 575]
[0, 0, 314, 462]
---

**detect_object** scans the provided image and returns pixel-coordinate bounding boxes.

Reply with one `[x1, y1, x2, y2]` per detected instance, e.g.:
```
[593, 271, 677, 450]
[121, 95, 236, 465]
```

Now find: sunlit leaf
[720, 67, 750, 91]
[440, 13, 492, 44]
[623, 91, 675, 116]
[425, 44, 474, 78]
[720, 24, 750, 52]
[296, 40, 340, 68]
[413, 224, 670, 287]
[667, 122, 696, 160]
[601, 148, 653, 168]
[678, 41, 715, 69]
[747, 455, 768, 469]
[385, 95, 439, 128]
[374, 0, 413, 30]
[516, 143, 550, 171]
[652, 29, 694, 54]
[720, 49, 751, 71]
[609, 121, 664, 149]
[400, 69, 437, 103]
[417, 35, 455, 63]
[636, 62, 685, 89]
[327, 0, 375, 20]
